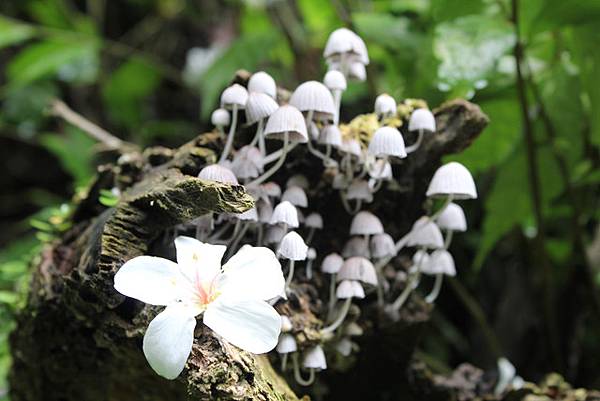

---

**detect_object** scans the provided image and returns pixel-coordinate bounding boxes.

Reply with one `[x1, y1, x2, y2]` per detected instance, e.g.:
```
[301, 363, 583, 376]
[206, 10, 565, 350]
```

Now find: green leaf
[102, 57, 162, 128]
[433, 15, 515, 95]
[532, 0, 600, 32]
[0, 16, 35, 49]
[6, 38, 100, 87]
[449, 95, 521, 173]
[39, 128, 96, 188]
[352, 12, 411, 50]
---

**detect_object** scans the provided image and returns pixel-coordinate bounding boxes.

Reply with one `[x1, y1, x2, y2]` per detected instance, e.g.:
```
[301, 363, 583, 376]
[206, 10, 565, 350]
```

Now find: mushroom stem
[219, 104, 238, 163]
[430, 194, 454, 220]
[248, 131, 290, 186]
[305, 227, 316, 245]
[285, 259, 296, 289]
[249, 119, 264, 148]
[262, 141, 299, 164]
[292, 354, 316, 386]
[444, 230, 454, 249]
[257, 225, 264, 246]
[425, 273, 444, 303]
[306, 260, 313, 280]
[327, 273, 337, 320]
[405, 129, 424, 154]
[333, 89, 342, 125]
[391, 249, 426, 311]
[307, 136, 331, 162]
[281, 353, 289, 371]
[227, 222, 250, 257]
[376, 265, 385, 308]
[339, 192, 361, 215]
[321, 298, 352, 334]
[208, 221, 233, 241]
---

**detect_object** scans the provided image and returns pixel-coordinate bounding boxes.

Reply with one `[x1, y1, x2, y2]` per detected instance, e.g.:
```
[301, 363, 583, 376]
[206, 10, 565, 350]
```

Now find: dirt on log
[9, 91, 489, 401]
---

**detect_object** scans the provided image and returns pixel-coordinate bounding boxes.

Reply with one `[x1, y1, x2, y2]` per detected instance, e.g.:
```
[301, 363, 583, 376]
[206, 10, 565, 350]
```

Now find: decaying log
[9, 87, 488, 401]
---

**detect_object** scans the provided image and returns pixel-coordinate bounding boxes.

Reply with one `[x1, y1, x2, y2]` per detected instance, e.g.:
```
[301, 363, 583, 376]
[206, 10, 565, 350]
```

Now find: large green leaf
[0, 16, 35, 49]
[6, 38, 100, 87]
[102, 57, 162, 128]
[450, 95, 521, 173]
[433, 15, 515, 97]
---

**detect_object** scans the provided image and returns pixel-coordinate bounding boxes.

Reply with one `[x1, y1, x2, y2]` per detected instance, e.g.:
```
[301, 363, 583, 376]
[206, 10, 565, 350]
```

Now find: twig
[511, 0, 561, 369]
[49, 99, 125, 150]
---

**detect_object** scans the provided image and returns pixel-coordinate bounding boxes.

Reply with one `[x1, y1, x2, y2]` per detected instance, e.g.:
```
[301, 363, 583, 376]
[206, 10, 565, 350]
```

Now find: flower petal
[142, 306, 197, 380]
[219, 245, 285, 301]
[174, 236, 226, 284]
[204, 297, 281, 354]
[114, 256, 185, 305]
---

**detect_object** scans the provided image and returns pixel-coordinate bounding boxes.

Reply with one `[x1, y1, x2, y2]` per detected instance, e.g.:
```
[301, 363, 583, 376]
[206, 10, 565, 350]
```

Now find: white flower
[113, 236, 285, 379]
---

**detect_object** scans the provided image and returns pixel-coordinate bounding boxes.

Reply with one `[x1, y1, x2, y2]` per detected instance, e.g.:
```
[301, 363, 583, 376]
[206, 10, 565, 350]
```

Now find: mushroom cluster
[182, 28, 478, 387]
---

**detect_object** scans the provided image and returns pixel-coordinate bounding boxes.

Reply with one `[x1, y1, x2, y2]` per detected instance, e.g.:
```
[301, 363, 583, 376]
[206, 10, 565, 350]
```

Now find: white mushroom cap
[348, 62, 367, 81]
[277, 231, 308, 260]
[425, 249, 456, 276]
[307, 247, 317, 260]
[350, 211, 384, 236]
[337, 256, 378, 285]
[374, 94, 397, 116]
[261, 182, 282, 198]
[235, 207, 258, 222]
[211, 108, 230, 126]
[368, 126, 407, 158]
[332, 173, 349, 190]
[220, 83, 248, 109]
[257, 199, 274, 223]
[245, 92, 279, 124]
[436, 202, 467, 232]
[345, 322, 363, 337]
[335, 338, 354, 356]
[342, 236, 371, 258]
[248, 71, 277, 99]
[270, 201, 299, 228]
[276, 334, 297, 354]
[281, 315, 293, 332]
[198, 164, 239, 185]
[303, 346, 327, 370]
[412, 249, 431, 266]
[286, 174, 310, 190]
[296, 208, 305, 224]
[346, 180, 373, 202]
[336, 280, 365, 299]
[370, 233, 397, 259]
[305, 212, 324, 229]
[289, 81, 336, 120]
[340, 138, 362, 157]
[264, 105, 308, 143]
[323, 70, 347, 91]
[281, 186, 308, 208]
[407, 217, 444, 249]
[231, 145, 264, 179]
[368, 159, 393, 180]
[324, 28, 369, 65]
[426, 162, 478, 199]
[409, 108, 436, 132]
[321, 253, 344, 274]
[318, 124, 343, 148]
[265, 225, 286, 244]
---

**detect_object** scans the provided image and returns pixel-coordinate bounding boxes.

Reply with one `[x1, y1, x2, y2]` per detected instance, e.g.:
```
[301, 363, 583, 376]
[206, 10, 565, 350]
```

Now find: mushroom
[211, 108, 230, 137]
[321, 279, 364, 336]
[293, 345, 326, 386]
[435, 202, 467, 248]
[321, 252, 344, 317]
[423, 249, 456, 303]
[270, 201, 299, 231]
[349, 211, 384, 238]
[276, 333, 297, 371]
[281, 186, 308, 208]
[305, 247, 317, 279]
[426, 162, 478, 218]
[374, 94, 397, 120]
[323, 70, 347, 124]
[247, 71, 277, 99]
[342, 236, 371, 258]
[196, 164, 239, 240]
[304, 212, 323, 244]
[246, 92, 279, 156]
[219, 84, 248, 162]
[231, 145, 264, 180]
[286, 174, 310, 190]
[277, 231, 308, 291]
[406, 108, 436, 153]
[249, 105, 308, 186]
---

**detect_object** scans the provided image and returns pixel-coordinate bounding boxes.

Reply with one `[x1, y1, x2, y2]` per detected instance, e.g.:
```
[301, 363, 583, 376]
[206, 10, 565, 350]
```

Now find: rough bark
[9, 86, 489, 401]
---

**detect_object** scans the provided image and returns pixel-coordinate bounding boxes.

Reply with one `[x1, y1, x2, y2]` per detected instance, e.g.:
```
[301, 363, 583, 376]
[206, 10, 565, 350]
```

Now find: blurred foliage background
[0, 0, 599, 398]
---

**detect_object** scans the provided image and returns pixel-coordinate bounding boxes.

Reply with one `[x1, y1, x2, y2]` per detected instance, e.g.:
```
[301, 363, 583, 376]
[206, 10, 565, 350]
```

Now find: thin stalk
[292, 354, 316, 386]
[306, 260, 313, 280]
[405, 129, 424, 154]
[333, 89, 342, 125]
[285, 259, 296, 289]
[321, 297, 352, 334]
[444, 230, 454, 250]
[249, 119, 264, 148]
[391, 248, 426, 311]
[425, 273, 444, 303]
[227, 222, 250, 257]
[327, 273, 337, 320]
[305, 227, 316, 245]
[281, 353, 289, 371]
[248, 131, 290, 186]
[511, 0, 560, 368]
[219, 105, 238, 163]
